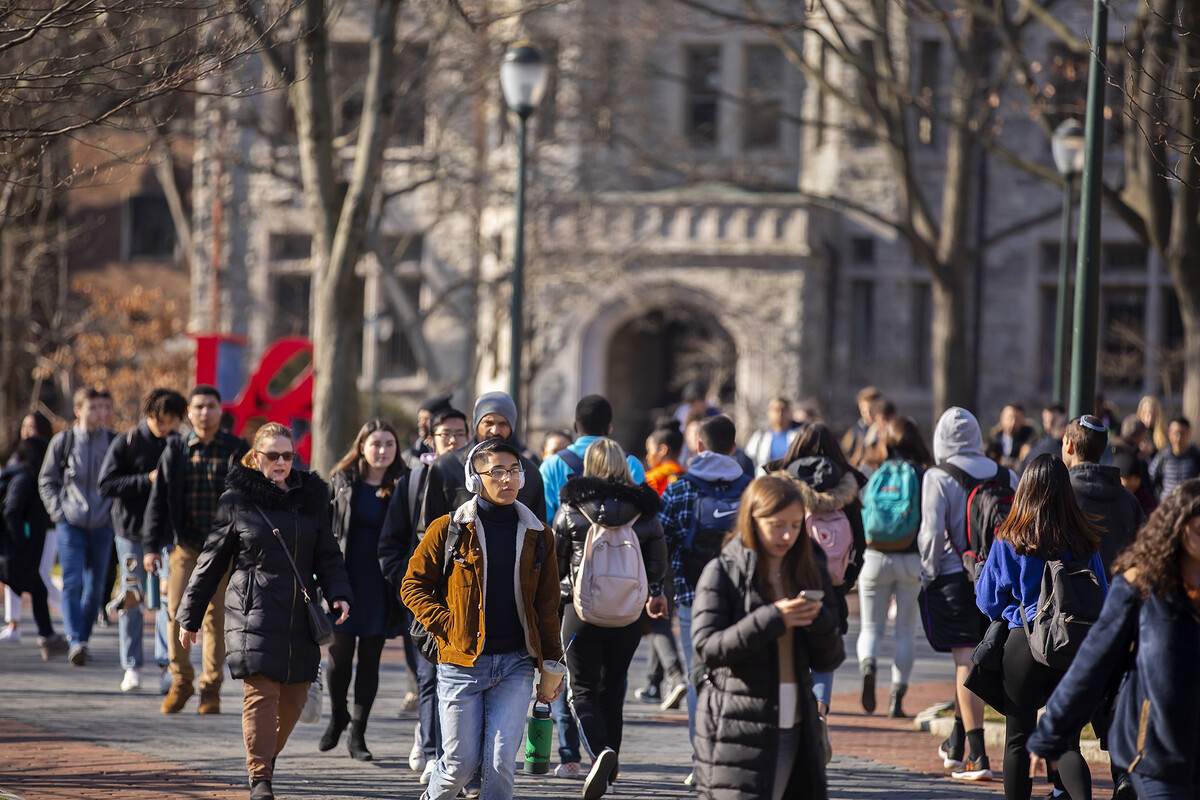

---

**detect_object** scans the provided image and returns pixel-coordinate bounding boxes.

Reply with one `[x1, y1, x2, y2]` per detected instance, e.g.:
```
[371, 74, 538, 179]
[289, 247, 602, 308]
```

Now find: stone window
[1099, 287, 1147, 391]
[395, 42, 429, 147]
[378, 234, 424, 378]
[536, 39, 560, 140]
[269, 233, 312, 262]
[851, 39, 877, 148]
[916, 39, 941, 146]
[684, 44, 721, 148]
[911, 282, 932, 388]
[742, 45, 783, 150]
[851, 236, 876, 265]
[850, 279, 875, 370]
[124, 194, 175, 260]
[271, 274, 311, 340]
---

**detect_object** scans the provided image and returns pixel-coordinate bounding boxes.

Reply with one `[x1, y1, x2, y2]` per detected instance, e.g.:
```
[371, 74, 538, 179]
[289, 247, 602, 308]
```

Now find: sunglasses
[257, 450, 295, 463]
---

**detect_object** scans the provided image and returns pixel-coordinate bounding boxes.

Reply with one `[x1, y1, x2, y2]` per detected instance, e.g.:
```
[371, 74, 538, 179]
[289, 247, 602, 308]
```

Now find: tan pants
[166, 544, 229, 690]
[242, 675, 310, 781]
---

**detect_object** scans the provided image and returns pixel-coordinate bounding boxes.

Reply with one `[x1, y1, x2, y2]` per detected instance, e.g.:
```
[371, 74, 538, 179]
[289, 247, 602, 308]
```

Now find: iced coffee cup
[538, 660, 567, 697]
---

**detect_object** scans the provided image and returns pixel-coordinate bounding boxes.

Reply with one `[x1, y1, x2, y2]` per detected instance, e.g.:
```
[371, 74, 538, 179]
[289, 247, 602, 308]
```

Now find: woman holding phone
[691, 475, 844, 800]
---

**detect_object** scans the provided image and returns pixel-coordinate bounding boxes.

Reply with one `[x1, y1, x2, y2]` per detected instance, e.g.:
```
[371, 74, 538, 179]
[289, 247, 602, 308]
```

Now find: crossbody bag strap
[252, 504, 313, 605]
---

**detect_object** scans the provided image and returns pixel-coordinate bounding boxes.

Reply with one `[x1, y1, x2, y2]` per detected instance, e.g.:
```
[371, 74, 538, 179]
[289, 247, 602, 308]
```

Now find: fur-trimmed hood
[775, 457, 860, 514]
[559, 476, 661, 527]
[225, 463, 329, 514]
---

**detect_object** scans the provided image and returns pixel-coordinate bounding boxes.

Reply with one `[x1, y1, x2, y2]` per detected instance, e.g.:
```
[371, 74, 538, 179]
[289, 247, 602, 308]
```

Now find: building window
[125, 195, 175, 260]
[1104, 243, 1148, 272]
[587, 39, 622, 143]
[332, 42, 370, 138]
[851, 236, 876, 265]
[851, 39, 877, 148]
[1039, 286, 1059, 392]
[684, 45, 721, 148]
[911, 282, 932, 388]
[1040, 240, 1078, 275]
[536, 39, 560, 140]
[269, 233, 312, 261]
[394, 42, 428, 147]
[377, 234, 424, 378]
[271, 274, 311, 340]
[851, 279, 875, 367]
[1098, 287, 1147, 391]
[1045, 42, 1088, 118]
[742, 45, 783, 150]
[916, 39, 941, 146]
[814, 43, 828, 148]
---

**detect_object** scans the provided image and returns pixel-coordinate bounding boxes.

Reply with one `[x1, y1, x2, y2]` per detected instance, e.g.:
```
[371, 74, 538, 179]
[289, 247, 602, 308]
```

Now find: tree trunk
[930, 269, 971, 422]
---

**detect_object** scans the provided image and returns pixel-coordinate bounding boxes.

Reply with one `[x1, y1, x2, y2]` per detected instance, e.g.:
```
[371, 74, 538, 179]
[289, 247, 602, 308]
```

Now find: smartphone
[797, 590, 825, 602]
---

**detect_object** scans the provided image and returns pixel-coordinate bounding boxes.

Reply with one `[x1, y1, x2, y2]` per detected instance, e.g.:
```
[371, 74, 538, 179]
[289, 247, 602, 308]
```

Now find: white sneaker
[0, 627, 20, 644]
[120, 668, 141, 692]
[419, 760, 436, 785]
[409, 732, 427, 772]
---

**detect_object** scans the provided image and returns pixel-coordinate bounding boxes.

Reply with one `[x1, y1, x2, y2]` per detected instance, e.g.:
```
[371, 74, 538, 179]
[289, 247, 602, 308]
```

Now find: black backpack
[940, 463, 1014, 582]
[1019, 556, 1106, 670]
[677, 473, 752, 588]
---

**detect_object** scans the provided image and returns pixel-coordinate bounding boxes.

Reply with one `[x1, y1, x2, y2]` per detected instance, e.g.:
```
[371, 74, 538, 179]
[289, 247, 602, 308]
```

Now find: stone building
[187, 0, 1180, 454]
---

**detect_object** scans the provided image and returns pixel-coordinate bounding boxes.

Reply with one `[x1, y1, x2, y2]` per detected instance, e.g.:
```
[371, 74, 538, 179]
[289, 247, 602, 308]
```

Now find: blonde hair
[1138, 396, 1169, 451]
[241, 422, 293, 467]
[583, 438, 633, 484]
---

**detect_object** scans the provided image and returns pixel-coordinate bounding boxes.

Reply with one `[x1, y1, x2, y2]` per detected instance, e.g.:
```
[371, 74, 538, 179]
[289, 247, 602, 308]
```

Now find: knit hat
[473, 391, 517, 430]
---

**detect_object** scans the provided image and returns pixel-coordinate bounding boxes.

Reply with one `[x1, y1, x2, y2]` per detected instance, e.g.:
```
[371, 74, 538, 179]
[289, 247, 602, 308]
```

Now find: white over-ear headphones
[463, 440, 526, 494]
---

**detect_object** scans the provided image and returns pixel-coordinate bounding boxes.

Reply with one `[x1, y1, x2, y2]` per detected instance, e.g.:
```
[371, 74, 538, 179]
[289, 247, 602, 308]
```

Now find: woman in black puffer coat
[692, 475, 844, 800]
[553, 438, 668, 797]
[180, 423, 352, 800]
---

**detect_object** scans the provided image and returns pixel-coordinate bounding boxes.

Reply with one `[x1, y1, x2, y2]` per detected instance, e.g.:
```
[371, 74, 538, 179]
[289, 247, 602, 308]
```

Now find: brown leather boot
[161, 681, 195, 714]
[197, 687, 221, 715]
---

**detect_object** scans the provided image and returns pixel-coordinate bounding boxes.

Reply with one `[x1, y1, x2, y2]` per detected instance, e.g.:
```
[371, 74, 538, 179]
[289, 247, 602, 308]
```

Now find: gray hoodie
[38, 423, 115, 530]
[917, 407, 1017, 584]
[686, 451, 745, 483]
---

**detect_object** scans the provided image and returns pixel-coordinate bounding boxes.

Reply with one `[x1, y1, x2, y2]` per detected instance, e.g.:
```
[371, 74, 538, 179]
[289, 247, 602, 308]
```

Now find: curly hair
[1113, 478, 1200, 598]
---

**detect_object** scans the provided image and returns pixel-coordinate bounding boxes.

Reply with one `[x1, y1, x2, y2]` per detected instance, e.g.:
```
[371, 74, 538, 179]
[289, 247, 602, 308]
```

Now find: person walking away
[1063, 415, 1145, 573]
[379, 406, 469, 782]
[553, 438, 668, 796]
[178, 423, 352, 800]
[1029, 477, 1200, 800]
[2, 436, 68, 658]
[98, 387, 186, 693]
[37, 386, 117, 666]
[322, 419, 406, 761]
[1149, 418, 1200, 501]
[692, 475, 844, 800]
[917, 406, 1017, 781]
[856, 417, 931, 718]
[660, 415, 751, 786]
[401, 438, 564, 800]
[975, 454, 1107, 800]
[745, 398, 798, 474]
[143, 384, 249, 714]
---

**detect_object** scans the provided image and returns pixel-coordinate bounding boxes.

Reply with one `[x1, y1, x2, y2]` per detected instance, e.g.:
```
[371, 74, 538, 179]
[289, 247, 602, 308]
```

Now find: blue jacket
[540, 436, 645, 521]
[976, 538, 1108, 629]
[1028, 575, 1200, 788]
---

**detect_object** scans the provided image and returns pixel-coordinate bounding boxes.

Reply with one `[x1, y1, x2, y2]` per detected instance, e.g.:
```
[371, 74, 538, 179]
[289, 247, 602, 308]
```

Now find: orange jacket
[646, 461, 686, 497]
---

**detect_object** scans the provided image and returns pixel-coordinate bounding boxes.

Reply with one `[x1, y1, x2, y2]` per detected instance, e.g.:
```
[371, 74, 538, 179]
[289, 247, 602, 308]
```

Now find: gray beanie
[473, 391, 517, 430]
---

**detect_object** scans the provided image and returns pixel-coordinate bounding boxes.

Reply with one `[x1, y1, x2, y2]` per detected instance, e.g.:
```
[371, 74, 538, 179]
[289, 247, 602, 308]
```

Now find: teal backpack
[861, 459, 921, 551]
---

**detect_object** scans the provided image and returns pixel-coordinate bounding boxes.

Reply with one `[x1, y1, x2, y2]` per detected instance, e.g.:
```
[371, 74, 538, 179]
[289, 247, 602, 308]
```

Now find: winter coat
[418, 439, 547, 538]
[401, 498, 563, 668]
[37, 425, 116, 529]
[98, 422, 178, 543]
[918, 407, 1018, 584]
[552, 477, 668, 601]
[692, 536, 844, 800]
[377, 463, 429, 597]
[1069, 463, 1146, 573]
[329, 471, 405, 638]
[976, 538, 1108, 629]
[2, 444, 50, 594]
[178, 464, 352, 685]
[1028, 574, 1200, 789]
[142, 431, 249, 552]
[1149, 446, 1200, 501]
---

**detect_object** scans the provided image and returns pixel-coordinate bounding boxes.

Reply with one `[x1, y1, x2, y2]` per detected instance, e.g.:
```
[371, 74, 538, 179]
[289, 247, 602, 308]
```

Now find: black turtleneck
[475, 496, 525, 655]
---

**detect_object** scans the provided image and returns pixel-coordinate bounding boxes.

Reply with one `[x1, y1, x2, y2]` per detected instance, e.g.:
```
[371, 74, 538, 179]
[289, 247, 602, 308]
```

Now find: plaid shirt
[181, 430, 241, 550]
[659, 476, 703, 606]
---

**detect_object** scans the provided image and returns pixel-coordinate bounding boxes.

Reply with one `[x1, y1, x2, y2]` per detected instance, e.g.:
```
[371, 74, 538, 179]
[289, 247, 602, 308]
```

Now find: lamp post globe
[501, 42, 550, 119]
[1051, 119, 1087, 177]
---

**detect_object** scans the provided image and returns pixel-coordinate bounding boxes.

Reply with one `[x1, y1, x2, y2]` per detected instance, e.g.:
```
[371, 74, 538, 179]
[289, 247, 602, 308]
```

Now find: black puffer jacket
[692, 536, 844, 800]
[330, 470, 405, 637]
[1069, 463, 1146, 573]
[179, 464, 352, 684]
[553, 477, 668, 600]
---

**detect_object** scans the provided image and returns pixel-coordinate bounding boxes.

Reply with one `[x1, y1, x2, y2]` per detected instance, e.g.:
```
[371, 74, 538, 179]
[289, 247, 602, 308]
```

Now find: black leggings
[1002, 627, 1091, 800]
[561, 604, 642, 758]
[327, 632, 386, 723]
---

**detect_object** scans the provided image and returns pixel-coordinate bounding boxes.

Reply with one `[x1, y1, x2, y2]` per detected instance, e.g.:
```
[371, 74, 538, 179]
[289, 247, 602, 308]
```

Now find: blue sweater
[976, 538, 1108, 629]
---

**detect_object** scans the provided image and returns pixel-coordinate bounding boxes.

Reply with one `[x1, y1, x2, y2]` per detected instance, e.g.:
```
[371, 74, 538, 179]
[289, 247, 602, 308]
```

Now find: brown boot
[197, 687, 221, 715]
[161, 681, 195, 714]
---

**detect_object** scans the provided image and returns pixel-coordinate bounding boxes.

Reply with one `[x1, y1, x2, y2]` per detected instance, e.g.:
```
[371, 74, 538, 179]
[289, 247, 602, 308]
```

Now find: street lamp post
[500, 42, 549, 423]
[1050, 120, 1086, 406]
[1068, 0, 1108, 419]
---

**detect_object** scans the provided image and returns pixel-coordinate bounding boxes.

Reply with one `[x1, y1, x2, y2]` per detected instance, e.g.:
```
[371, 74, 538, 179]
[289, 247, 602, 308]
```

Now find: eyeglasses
[257, 451, 295, 463]
[434, 430, 466, 441]
[482, 466, 525, 481]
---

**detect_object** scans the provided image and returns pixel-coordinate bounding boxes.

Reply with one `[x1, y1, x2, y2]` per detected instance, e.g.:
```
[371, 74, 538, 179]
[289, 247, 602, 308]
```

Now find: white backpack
[572, 510, 648, 628]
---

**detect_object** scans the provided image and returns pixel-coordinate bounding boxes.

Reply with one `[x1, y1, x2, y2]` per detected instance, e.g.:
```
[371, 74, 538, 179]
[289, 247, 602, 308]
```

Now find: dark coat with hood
[552, 477, 669, 601]
[2, 437, 50, 594]
[1069, 462, 1146, 573]
[330, 470, 405, 637]
[692, 536, 845, 800]
[179, 464, 352, 685]
[98, 422, 178, 543]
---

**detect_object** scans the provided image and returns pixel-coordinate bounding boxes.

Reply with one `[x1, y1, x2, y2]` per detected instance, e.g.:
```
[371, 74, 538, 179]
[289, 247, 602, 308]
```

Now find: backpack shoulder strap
[937, 461, 974, 488]
[58, 428, 75, 474]
[559, 449, 584, 478]
[993, 463, 1010, 485]
[441, 520, 463, 583]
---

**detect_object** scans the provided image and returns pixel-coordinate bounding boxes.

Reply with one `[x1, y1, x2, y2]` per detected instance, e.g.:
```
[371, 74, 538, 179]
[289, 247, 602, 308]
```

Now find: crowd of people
[2, 381, 1199, 800]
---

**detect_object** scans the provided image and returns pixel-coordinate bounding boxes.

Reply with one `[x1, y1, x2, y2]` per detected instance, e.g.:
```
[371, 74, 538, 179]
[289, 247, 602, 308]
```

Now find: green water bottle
[523, 703, 553, 774]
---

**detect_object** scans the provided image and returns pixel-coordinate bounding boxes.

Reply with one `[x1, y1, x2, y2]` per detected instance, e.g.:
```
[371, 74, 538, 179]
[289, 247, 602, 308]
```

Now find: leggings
[1002, 627, 1090, 800]
[561, 604, 642, 758]
[327, 632, 386, 723]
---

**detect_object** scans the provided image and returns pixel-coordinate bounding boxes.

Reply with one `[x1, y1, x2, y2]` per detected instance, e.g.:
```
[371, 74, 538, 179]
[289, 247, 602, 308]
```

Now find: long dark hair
[885, 417, 933, 467]
[331, 419, 406, 497]
[1114, 478, 1200, 598]
[736, 476, 821, 600]
[996, 454, 1101, 559]
[781, 422, 855, 474]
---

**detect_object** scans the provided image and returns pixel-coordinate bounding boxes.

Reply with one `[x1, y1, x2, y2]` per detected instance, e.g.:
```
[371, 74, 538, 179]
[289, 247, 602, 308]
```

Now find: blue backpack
[861, 459, 921, 551]
[678, 473, 752, 588]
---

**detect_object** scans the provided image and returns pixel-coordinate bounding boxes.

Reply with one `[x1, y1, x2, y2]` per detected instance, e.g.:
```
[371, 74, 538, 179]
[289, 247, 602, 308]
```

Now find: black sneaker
[583, 748, 617, 800]
[951, 755, 992, 781]
[249, 780, 274, 800]
[1112, 776, 1136, 800]
[938, 737, 964, 770]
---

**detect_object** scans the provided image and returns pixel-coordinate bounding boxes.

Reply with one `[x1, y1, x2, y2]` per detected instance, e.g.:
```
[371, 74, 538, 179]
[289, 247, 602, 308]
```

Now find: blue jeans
[115, 536, 146, 669]
[678, 603, 698, 745]
[811, 670, 833, 709]
[416, 652, 441, 760]
[552, 676, 580, 762]
[427, 652, 535, 800]
[155, 546, 170, 666]
[1131, 774, 1200, 800]
[58, 522, 114, 647]
[856, 550, 922, 685]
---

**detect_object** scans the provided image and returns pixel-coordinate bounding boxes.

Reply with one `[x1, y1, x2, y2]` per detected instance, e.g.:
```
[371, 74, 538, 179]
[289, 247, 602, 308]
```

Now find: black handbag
[964, 617, 1011, 713]
[254, 505, 336, 647]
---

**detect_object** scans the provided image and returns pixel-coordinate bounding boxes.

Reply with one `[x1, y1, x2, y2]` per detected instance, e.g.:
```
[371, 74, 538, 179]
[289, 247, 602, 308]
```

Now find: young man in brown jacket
[402, 438, 563, 800]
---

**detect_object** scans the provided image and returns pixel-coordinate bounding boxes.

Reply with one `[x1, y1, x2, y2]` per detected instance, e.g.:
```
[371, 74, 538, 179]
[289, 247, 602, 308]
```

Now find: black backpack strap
[57, 428, 75, 475]
[558, 449, 584, 478]
[442, 520, 463, 583]
[937, 461, 975, 489]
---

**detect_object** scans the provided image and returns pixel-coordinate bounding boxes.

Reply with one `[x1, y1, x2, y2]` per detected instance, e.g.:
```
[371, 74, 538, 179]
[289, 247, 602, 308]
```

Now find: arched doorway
[605, 306, 737, 456]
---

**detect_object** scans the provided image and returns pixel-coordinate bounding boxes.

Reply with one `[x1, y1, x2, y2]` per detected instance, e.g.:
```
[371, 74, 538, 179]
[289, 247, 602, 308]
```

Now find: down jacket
[179, 464, 352, 685]
[692, 536, 845, 800]
[553, 476, 668, 601]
